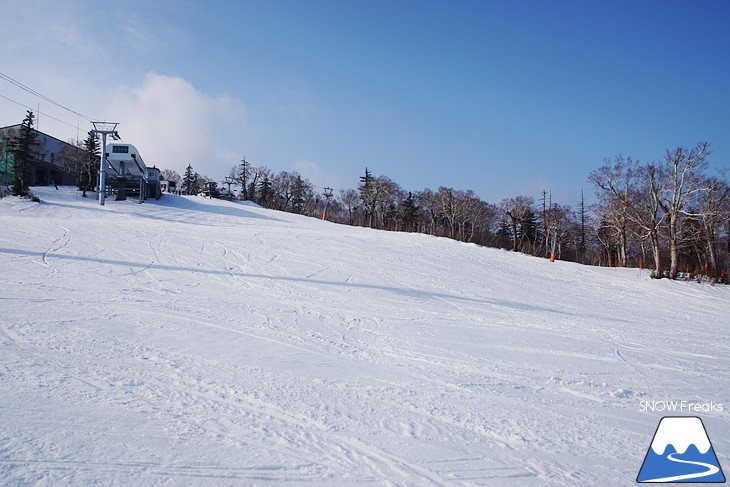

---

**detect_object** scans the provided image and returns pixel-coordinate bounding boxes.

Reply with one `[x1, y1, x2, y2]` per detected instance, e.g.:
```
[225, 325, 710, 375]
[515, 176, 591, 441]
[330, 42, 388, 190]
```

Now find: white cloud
[0, 1, 189, 138]
[108, 72, 248, 179]
[0, 2, 280, 184]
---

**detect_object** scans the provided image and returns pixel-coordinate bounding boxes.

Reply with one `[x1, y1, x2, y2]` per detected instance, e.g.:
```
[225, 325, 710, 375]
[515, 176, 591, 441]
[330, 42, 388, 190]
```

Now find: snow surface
[1, 187, 728, 486]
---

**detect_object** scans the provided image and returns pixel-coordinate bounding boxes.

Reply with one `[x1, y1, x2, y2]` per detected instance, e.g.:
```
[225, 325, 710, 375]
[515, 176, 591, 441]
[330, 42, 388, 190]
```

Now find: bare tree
[459, 193, 497, 243]
[454, 190, 480, 242]
[339, 188, 359, 225]
[544, 203, 575, 260]
[59, 139, 86, 188]
[588, 157, 635, 267]
[652, 142, 711, 279]
[161, 169, 181, 186]
[375, 176, 403, 230]
[435, 187, 458, 239]
[589, 156, 665, 276]
[271, 171, 297, 210]
[416, 189, 439, 235]
[246, 165, 269, 204]
[500, 196, 535, 252]
[695, 174, 730, 276]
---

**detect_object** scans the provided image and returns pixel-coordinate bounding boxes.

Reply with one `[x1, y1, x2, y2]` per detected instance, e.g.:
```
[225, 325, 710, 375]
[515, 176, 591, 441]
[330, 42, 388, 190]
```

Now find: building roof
[0, 124, 80, 147]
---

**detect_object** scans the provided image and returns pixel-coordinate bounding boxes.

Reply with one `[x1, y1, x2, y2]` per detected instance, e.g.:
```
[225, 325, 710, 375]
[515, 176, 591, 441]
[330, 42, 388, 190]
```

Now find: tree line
[3, 111, 726, 280]
[589, 142, 729, 279]
[169, 141, 728, 281]
[164, 158, 321, 215]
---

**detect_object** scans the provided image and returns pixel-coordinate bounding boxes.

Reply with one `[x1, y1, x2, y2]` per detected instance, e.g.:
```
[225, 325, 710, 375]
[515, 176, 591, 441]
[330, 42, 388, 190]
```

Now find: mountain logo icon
[637, 416, 725, 483]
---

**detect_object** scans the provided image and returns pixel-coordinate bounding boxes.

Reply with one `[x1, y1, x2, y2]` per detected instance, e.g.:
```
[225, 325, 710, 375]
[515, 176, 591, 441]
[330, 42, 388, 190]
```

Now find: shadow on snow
[1, 247, 569, 315]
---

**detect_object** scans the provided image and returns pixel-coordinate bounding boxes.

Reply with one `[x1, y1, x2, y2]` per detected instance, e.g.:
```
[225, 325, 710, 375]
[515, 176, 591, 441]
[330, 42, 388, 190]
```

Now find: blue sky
[1, 0, 729, 205]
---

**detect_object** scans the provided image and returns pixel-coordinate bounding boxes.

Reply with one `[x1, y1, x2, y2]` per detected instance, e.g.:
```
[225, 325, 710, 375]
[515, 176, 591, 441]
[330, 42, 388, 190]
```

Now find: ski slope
[1, 187, 728, 486]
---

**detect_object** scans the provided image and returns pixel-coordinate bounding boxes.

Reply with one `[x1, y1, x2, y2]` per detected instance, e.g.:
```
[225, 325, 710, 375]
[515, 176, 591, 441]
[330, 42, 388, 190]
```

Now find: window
[112, 145, 129, 154]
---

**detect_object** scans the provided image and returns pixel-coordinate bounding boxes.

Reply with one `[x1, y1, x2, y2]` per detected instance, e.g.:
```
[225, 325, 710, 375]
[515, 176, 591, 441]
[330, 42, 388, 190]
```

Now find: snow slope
[1, 187, 728, 486]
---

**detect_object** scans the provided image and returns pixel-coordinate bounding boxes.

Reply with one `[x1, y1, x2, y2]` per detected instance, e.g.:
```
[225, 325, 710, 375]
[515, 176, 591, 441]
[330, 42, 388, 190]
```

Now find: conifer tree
[359, 167, 378, 227]
[497, 219, 512, 249]
[292, 175, 307, 214]
[237, 157, 251, 200]
[400, 192, 419, 232]
[183, 164, 196, 195]
[519, 208, 539, 253]
[258, 174, 272, 207]
[81, 130, 100, 197]
[11, 111, 42, 196]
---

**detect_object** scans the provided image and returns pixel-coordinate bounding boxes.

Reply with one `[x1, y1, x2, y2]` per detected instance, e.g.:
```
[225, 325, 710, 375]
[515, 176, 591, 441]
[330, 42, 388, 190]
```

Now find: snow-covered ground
[1, 187, 728, 486]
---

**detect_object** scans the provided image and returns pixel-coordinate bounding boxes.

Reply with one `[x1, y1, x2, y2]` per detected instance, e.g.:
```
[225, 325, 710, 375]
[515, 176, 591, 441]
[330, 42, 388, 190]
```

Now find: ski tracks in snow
[1, 311, 456, 485]
[39, 223, 70, 274]
[3, 189, 729, 486]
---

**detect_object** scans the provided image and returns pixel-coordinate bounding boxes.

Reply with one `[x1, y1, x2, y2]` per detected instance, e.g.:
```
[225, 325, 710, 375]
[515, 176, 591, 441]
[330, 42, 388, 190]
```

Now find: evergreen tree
[182, 164, 196, 195]
[400, 192, 419, 232]
[497, 219, 513, 249]
[359, 167, 373, 186]
[384, 201, 398, 230]
[237, 157, 251, 200]
[519, 208, 539, 253]
[258, 174, 272, 207]
[292, 175, 307, 214]
[359, 167, 378, 227]
[81, 130, 100, 197]
[10, 111, 42, 196]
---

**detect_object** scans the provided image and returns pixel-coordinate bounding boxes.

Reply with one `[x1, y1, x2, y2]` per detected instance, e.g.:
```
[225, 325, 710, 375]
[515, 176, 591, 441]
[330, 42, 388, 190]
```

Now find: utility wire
[0, 71, 98, 121]
[0, 92, 83, 131]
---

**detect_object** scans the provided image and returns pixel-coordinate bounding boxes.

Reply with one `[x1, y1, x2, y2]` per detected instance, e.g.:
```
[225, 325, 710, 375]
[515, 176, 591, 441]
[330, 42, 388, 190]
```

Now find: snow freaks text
[639, 401, 724, 413]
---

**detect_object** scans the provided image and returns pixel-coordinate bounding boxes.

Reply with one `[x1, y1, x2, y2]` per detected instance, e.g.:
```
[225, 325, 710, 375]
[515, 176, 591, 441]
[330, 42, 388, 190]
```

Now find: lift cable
[0, 71, 98, 122]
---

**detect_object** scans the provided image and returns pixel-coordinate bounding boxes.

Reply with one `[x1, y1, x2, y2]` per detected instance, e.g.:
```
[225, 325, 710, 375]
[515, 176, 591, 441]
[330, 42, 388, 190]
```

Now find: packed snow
[1, 187, 728, 486]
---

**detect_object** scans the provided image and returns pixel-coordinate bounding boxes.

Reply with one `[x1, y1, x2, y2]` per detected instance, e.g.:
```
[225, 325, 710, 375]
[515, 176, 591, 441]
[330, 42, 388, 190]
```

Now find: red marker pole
[321, 187, 333, 221]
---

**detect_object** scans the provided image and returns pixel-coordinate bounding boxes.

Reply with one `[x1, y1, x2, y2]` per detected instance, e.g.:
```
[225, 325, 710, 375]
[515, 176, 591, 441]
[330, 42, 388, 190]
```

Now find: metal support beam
[91, 122, 119, 206]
